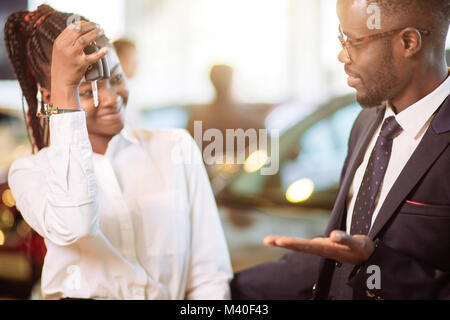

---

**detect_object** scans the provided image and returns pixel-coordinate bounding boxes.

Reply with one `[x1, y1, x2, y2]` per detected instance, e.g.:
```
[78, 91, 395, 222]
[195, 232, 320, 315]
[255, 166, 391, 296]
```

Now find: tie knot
[380, 116, 402, 140]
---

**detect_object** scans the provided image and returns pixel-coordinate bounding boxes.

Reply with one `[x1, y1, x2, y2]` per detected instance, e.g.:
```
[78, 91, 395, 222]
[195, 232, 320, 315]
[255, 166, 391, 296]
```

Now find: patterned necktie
[350, 116, 403, 235]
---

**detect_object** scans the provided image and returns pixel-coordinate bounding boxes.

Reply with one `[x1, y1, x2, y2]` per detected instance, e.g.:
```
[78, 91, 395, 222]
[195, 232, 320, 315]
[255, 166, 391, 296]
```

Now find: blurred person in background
[113, 38, 142, 129]
[4, 5, 232, 300]
[187, 64, 266, 167]
[113, 39, 138, 79]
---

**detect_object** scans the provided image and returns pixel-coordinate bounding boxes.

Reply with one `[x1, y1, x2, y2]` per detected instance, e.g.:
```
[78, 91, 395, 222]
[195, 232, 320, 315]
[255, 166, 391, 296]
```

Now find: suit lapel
[369, 94, 450, 239]
[315, 106, 386, 299]
[325, 106, 386, 234]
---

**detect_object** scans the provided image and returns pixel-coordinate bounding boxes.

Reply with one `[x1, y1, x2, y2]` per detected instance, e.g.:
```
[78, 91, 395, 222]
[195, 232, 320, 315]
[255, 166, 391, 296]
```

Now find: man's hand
[264, 230, 375, 265]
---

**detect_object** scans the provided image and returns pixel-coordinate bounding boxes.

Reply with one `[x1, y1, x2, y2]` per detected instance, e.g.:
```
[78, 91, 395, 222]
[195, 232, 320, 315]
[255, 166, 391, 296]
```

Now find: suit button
[312, 283, 317, 295]
[335, 261, 342, 268]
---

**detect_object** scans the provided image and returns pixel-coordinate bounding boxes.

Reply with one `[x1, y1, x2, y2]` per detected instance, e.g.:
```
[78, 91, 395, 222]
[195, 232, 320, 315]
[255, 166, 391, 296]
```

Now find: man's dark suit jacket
[231, 93, 450, 300]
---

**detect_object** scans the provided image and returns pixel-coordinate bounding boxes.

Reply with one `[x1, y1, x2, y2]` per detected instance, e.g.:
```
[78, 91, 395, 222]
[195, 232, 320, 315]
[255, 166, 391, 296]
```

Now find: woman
[5, 5, 232, 299]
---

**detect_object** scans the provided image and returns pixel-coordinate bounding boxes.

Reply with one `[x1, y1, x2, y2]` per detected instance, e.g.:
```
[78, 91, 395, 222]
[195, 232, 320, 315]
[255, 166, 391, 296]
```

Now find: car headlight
[244, 150, 268, 173]
[285, 178, 314, 203]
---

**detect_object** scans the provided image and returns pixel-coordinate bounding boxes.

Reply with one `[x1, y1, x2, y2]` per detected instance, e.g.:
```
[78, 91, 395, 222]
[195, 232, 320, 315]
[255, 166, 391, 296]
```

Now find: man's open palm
[264, 230, 375, 265]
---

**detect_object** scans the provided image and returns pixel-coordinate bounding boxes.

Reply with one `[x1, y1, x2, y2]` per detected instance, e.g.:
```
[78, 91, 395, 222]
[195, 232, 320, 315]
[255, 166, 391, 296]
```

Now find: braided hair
[4, 5, 88, 153]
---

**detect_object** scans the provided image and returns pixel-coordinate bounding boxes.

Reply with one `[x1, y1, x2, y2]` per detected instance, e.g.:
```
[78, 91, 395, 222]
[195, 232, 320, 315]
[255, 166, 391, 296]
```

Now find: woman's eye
[80, 90, 93, 97]
[111, 73, 123, 84]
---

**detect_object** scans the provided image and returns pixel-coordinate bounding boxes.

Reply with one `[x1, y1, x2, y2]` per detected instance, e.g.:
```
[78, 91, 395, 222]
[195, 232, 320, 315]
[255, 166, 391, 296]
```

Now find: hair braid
[4, 10, 42, 153]
[4, 5, 89, 153]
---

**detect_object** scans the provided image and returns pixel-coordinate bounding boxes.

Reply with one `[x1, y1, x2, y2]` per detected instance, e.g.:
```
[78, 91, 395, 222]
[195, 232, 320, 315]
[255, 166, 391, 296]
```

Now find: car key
[83, 41, 110, 108]
[92, 80, 99, 107]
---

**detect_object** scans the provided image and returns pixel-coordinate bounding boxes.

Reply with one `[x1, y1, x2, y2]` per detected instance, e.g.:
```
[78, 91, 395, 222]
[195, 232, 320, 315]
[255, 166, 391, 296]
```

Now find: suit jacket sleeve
[230, 251, 322, 300]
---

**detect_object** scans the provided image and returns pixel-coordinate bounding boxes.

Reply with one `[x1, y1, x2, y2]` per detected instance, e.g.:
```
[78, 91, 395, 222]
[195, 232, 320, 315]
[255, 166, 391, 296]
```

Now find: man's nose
[338, 48, 351, 64]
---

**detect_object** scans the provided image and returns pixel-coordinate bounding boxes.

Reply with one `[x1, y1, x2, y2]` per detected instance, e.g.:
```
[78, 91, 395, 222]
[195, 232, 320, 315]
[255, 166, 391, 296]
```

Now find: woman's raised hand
[50, 21, 108, 110]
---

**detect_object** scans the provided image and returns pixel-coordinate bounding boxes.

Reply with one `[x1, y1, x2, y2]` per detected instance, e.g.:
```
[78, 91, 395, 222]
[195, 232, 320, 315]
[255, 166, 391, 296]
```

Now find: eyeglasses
[338, 24, 431, 61]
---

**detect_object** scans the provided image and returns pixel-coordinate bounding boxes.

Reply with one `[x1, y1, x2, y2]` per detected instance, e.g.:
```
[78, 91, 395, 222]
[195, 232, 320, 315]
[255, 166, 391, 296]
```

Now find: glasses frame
[338, 24, 431, 61]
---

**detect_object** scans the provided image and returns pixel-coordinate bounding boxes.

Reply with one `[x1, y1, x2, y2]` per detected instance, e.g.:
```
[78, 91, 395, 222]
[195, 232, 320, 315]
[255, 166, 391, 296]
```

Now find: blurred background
[0, 0, 449, 299]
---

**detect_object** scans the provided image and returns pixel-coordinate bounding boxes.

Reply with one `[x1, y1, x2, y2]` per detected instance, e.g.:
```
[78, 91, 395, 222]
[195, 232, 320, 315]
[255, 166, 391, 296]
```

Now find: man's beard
[357, 46, 399, 108]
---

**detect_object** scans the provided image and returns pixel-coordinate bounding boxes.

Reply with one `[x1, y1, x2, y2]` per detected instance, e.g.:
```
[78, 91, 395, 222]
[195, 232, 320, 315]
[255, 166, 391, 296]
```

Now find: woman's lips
[99, 106, 123, 120]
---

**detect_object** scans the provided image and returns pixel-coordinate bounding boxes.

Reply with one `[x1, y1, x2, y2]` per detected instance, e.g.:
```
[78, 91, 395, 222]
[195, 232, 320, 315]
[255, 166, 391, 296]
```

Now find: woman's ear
[40, 86, 51, 105]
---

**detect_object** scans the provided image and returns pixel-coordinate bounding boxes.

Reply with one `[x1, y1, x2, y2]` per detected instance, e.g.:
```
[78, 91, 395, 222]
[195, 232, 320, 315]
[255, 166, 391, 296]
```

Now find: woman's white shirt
[8, 111, 232, 300]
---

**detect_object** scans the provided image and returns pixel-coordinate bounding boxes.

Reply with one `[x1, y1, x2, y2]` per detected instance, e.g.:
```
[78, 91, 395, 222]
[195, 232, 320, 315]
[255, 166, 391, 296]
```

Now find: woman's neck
[88, 133, 113, 155]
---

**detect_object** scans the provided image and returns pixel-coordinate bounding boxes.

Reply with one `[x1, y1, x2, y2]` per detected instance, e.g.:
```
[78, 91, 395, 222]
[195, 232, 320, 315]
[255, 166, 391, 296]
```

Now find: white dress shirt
[346, 73, 450, 234]
[8, 111, 233, 300]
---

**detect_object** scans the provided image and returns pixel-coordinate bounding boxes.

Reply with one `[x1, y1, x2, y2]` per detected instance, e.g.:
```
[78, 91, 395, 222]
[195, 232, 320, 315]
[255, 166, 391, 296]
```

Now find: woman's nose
[100, 86, 119, 107]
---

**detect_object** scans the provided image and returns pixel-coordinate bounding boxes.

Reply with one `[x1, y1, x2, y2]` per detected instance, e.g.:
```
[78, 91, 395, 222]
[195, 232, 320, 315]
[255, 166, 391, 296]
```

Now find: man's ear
[40, 86, 51, 105]
[400, 28, 422, 58]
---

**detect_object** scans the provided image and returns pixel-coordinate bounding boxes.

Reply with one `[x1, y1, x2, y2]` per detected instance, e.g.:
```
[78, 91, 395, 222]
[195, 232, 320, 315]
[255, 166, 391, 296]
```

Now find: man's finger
[329, 230, 364, 250]
[263, 236, 279, 247]
[267, 236, 326, 254]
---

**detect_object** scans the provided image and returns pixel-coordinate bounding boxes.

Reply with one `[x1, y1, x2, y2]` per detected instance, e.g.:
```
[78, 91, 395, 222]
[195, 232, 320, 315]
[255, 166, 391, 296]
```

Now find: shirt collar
[93, 125, 140, 159]
[387, 70, 450, 140]
[120, 125, 140, 145]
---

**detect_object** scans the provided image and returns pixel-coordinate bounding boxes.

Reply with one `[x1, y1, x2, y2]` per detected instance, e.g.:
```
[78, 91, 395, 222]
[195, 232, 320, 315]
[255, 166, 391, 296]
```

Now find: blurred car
[216, 93, 360, 215]
[140, 105, 191, 130]
[131, 95, 362, 272]
[138, 96, 361, 220]
[0, 107, 45, 299]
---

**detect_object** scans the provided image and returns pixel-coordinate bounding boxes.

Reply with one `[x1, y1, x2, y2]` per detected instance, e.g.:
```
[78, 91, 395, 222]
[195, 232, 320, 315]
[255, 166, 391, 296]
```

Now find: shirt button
[335, 261, 342, 268]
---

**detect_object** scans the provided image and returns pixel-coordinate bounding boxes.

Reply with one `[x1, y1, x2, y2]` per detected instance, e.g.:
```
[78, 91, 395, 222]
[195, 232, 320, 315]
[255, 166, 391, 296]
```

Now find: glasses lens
[339, 25, 347, 42]
[344, 47, 351, 61]
[338, 25, 351, 61]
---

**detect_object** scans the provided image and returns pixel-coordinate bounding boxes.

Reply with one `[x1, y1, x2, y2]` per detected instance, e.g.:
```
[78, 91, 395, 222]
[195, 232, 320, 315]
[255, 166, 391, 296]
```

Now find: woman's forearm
[8, 111, 99, 246]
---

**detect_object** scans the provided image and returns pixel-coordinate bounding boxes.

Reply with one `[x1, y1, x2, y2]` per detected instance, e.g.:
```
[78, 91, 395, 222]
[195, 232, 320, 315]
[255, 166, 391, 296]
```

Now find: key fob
[101, 54, 110, 79]
[84, 43, 110, 81]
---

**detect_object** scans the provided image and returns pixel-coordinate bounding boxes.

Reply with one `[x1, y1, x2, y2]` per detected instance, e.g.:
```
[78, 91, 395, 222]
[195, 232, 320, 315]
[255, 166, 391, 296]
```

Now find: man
[231, 0, 450, 300]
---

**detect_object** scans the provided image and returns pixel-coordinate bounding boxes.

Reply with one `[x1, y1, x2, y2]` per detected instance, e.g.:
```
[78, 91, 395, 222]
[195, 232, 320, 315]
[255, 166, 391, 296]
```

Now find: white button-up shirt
[346, 72, 450, 233]
[8, 111, 233, 300]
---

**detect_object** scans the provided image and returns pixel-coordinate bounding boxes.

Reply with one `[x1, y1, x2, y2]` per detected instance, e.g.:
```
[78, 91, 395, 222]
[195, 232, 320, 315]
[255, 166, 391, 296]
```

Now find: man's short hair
[368, 0, 450, 39]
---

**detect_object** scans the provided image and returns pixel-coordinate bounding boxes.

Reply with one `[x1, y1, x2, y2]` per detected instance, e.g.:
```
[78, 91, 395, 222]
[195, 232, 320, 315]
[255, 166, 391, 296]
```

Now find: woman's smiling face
[78, 45, 129, 138]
